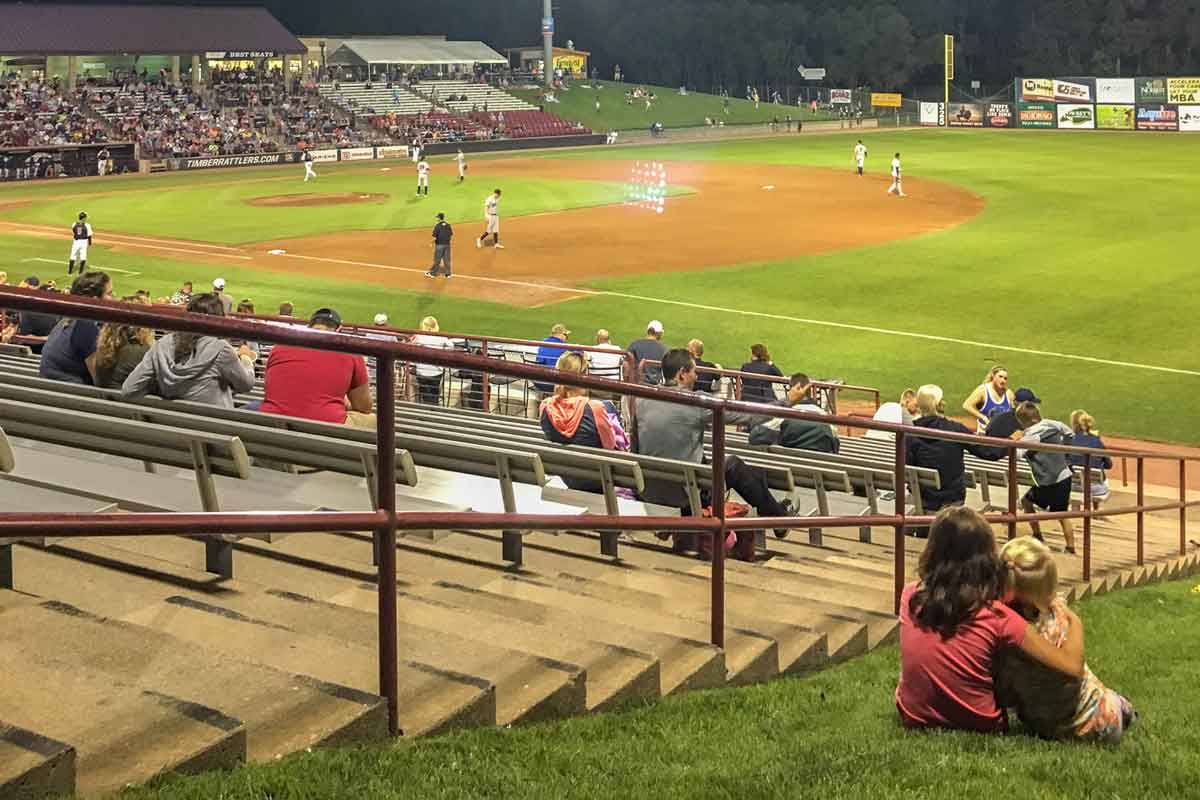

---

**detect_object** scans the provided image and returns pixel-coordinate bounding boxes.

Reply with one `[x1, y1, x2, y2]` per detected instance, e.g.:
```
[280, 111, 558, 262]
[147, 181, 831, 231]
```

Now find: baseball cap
[78, 211, 87, 220]
[373, 313, 389, 326]
[435, 212, 445, 220]
[23, 275, 39, 287]
[551, 322, 570, 337]
[647, 319, 664, 334]
[1014, 388, 1041, 404]
[212, 277, 226, 290]
[310, 307, 343, 328]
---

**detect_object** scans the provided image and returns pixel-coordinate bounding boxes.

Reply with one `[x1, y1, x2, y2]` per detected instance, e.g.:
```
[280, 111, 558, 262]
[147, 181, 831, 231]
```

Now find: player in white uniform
[887, 152, 905, 197]
[853, 140, 867, 176]
[416, 158, 430, 196]
[456, 150, 467, 183]
[477, 188, 503, 249]
[68, 212, 93, 274]
[302, 149, 317, 182]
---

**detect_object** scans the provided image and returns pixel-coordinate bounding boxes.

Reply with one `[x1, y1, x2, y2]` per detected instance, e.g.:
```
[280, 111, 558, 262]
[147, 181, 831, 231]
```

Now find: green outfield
[2, 129, 1198, 445]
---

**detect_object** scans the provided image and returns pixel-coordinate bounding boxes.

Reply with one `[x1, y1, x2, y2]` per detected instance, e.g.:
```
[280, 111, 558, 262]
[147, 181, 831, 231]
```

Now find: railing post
[1136, 457, 1145, 566]
[374, 354, 400, 737]
[480, 339, 491, 413]
[710, 405, 726, 649]
[1082, 454, 1092, 583]
[1007, 447, 1018, 540]
[893, 430, 906, 615]
[1181, 459, 1188, 557]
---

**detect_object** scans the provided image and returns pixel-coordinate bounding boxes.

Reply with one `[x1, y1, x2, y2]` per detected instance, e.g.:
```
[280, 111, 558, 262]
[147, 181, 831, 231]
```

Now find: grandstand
[317, 82, 432, 116]
[419, 80, 534, 113]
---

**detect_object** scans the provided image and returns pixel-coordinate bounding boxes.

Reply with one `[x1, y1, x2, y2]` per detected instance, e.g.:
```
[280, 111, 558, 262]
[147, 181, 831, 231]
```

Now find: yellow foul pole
[944, 33, 954, 122]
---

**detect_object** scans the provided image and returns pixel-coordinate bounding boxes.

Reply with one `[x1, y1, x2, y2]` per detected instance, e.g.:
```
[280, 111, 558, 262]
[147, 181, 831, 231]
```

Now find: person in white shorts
[887, 152, 906, 197]
[477, 188, 503, 249]
[456, 149, 467, 183]
[68, 212, 93, 275]
[417, 157, 430, 196]
[854, 140, 868, 176]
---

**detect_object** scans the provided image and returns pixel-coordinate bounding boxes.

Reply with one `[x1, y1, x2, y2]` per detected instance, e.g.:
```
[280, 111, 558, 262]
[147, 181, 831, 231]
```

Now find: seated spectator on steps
[739, 343, 783, 404]
[1015, 402, 1077, 554]
[539, 351, 630, 492]
[628, 320, 667, 384]
[865, 388, 920, 440]
[169, 281, 193, 305]
[122, 293, 256, 407]
[906, 384, 995, 525]
[260, 308, 375, 427]
[587, 328, 625, 379]
[688, 338, 719, 394]
[749, 373, 836, 453]
[1068, 410, 1112, 508]
[635, 348, 794, 538]
[94, 294, 154, 389]
[39, 271, 113, 385]
[533, 322, 571, 394]
[13, 283, 61, 354]
[411, 315, 449, 406]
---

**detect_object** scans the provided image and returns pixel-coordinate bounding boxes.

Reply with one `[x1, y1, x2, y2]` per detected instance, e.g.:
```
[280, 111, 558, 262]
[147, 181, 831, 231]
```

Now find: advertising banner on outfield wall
[339, 147, 376, 162]
[1018, 78, 1054, 102]
[871, 92, 902, 108]
[1136, 78, 1168, 103]
[830, 89, 852, 104]
[309, 149, 338, 163]
[919, 102, 942, 126]
[1137, 104, 1179, 131]
[1056, 103, 1095, 129]
[1054, 78, 1094, 103]
[170, 152, 298, 170]
[1096, 104, 1135, 130]
[1167, 78, 1200, 104]
[986, 102, 1015, 127]
[947, 102, 985, 127]
[1095, 78, 1135, 104]
[1179, 106, 1200, 131]
[1018, 101, 1056, 128]
[374, 145, 411, 159]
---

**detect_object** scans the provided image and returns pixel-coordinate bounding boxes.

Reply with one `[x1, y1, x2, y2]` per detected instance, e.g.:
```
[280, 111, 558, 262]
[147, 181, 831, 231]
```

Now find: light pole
[542, 0, 554, 88]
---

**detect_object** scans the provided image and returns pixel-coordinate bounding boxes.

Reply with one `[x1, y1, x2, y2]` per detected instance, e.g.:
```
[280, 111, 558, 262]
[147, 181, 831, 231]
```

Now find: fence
[1, 286, 1197, 738]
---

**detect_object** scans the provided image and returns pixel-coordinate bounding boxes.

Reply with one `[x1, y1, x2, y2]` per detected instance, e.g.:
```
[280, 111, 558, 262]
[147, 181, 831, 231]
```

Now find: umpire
[426, 212, 453, 278]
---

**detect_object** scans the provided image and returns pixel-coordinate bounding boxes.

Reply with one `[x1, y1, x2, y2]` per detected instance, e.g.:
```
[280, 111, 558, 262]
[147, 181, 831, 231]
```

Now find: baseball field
[1, 128, 1198, 446]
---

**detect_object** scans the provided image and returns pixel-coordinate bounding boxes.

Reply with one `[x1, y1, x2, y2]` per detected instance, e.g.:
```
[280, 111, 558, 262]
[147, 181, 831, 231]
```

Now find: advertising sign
[830, 89, 853, 104]
[1167, 77, 1200, 104]
[339, 147, 376, 161]
[205, 51, 277, 60]
[1096, 105, 1135, 130]
[309, 148, 338, 163]
[374, 145, 410, 160]
[1018, 101, 1056, 128]
[871, 92, 902, 108]
[1095, 78, 1135, 104]
[947, 102, 984, 127]
[1179, 105, 1200, 132]
[1136, 104, 1178, 131]
[553, 53, 587, 75]
[1056, 103, 1095, 129]
[1136, 78, 1168, 103]
[1018, 77, 1054, 101]
[919, 102, 941, 127]
[986, 102, 1015, 128]
[1054, 78, 1093, 102]
[173, 152, 297, 170]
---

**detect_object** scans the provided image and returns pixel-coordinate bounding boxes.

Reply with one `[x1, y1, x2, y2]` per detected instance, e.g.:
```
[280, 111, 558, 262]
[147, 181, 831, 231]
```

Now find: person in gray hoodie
[121, 293, 256, 408]
[1015, 401, 1077, 554]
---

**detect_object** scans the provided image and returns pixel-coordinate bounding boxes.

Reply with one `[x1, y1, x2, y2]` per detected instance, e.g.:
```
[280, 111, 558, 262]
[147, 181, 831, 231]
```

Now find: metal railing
[0, 285, 1197, 739]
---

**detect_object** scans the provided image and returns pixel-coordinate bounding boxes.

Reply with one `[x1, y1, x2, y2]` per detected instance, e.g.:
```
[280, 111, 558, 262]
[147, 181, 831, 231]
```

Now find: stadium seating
[417, 79, 534, 113]
[469, 108, 589, 138]
[318, 82, 432, 116]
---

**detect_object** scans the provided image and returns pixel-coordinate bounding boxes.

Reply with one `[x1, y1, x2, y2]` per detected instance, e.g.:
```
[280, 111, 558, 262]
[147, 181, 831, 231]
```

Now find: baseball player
[853, 140, 868, 176]
[477, 188, 503, 249]
[416, 157, 430, 196]
[302, 149, 317, 182]
[68, 212, 93, 275]
[426, 212, 453, 278]
[96, 147, 111, 177]
[887, 152, 905, 197]
[456, 149, 467, 183]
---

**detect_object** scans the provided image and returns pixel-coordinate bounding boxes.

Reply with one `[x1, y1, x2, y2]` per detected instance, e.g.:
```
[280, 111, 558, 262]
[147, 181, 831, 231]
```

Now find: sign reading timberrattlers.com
[171, 152, 299, 170]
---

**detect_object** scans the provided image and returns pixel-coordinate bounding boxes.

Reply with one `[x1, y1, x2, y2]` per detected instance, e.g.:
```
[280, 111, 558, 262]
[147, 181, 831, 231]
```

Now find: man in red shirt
[260, 308, 376, 427]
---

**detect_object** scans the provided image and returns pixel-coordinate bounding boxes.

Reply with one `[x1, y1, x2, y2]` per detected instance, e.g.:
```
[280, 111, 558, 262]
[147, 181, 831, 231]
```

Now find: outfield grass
[117, 576, 1200, 799]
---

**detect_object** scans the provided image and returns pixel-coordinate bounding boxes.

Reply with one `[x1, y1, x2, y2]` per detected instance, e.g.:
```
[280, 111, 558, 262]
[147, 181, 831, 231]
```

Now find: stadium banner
[1167, 77, 1200, 104]
[169, 152, 298, 170]
[339, 147, 376, 161]
[374, 145, 411, 159]
[1136, 104, 1179, 131]
[205, 51, 277, 60]
[985, 102, 1015, 128]
[1056, 103, 1095, 129]
[1054, 78, 1093, 103]
[1017, 101, 1056, 128]
[1017, 77, 1055, 102]
[830, 89, 853, 104]
[309, 148, 338, 163]
[947, 102, 985, 127]
[871, 92, 902, 108]
[919, 102, 942, 127]
[1096, 104, 1135, 130]
[1135, 78, 1168, 103]
[1095, 78, 1135, 104]
[1179, 105, 1200, 132]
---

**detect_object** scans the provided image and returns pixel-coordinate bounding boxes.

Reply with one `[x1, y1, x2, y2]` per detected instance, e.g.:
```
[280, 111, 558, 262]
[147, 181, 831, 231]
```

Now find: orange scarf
[539, 395, 616, 450]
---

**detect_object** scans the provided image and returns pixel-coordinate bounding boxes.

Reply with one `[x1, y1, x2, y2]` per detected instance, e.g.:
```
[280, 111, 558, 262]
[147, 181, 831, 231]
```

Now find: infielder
[477, 188, 503, 249]
[456, 149, 467, 183]
[302, 149, 317, 182]
[887, 152, 906, 197]
[853, 140, 867, 176]
[68, 212, 93, 275]
[416, 157, 430, 196]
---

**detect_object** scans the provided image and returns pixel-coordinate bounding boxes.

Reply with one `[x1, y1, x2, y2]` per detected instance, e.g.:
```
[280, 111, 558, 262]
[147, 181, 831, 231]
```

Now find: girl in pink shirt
[896, 507, 1085, 732]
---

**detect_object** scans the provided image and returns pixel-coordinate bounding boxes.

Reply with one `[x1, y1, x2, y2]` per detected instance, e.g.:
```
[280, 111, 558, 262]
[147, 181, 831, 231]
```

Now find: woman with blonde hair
[1068, 410, 1112, 507]
[962, 365, 1014, 432]
[94, 294, 155, 389]
[539, 350, 629, 492]
[410, 315, 448, 405]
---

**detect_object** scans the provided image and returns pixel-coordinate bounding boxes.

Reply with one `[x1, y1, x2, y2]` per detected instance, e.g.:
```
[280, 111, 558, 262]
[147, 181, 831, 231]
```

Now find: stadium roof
[328, 37, 507, 66]
[0, 4, 306, 56]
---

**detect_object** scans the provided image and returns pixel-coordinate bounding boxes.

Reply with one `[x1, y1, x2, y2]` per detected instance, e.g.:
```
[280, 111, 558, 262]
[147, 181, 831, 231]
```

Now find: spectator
[0, 270, 6, 285]
[628, 320, 667, 384]
[587, 328, 624, 379]
[1015, 402, 1077, 554]
[278, 301, 294, 317]
[749, 373, 827, 445]
[687, 338, 718, 394]
[977, 387, 1041, 459]
[39, 271, 112, 385]
[12, 284, 61, 353]
[906, 384, 995, 525]
[411, 316, 448, 405]
[539, 351, 630, 492]
[212, 277, 233, 314]
[169, 281, 193, 305]
[94, 294, 155, 389]
[866, 388, 919, 440]
[121, 293, 256, 407]
[1068, 410, 1112, 508]
[260, 307, 375, 427]
[233, 299, 261, 357]
[963, 365, 1015, 433]
[635, 348, 793, 538]
[739, 343, 783, 404]
[533, 322, 571, 394]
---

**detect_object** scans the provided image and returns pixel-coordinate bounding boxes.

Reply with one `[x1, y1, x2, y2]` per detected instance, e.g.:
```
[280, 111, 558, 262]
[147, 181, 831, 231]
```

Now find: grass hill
[509, 80, 837, 131]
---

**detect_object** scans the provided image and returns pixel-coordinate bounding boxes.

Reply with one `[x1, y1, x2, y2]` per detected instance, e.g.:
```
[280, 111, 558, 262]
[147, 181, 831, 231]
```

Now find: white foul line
[274, 250, 1200, 379]
[23, 256, 141, 276]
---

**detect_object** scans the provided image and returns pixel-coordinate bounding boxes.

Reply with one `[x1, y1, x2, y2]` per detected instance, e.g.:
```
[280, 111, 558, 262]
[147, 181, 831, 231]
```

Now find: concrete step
[0, 645, 245, 796]
[0, 722, 75, 800]
[2, 596, 388, 759]
[11, 542, 495, 737]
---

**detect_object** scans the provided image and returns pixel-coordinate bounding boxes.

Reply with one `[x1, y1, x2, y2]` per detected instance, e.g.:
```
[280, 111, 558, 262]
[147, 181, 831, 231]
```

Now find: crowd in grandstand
[0, 75, 110, 147]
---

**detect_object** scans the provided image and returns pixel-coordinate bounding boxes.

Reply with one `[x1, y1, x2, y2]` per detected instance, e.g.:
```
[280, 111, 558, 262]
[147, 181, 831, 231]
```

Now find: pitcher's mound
[248, 193, 388, 208]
